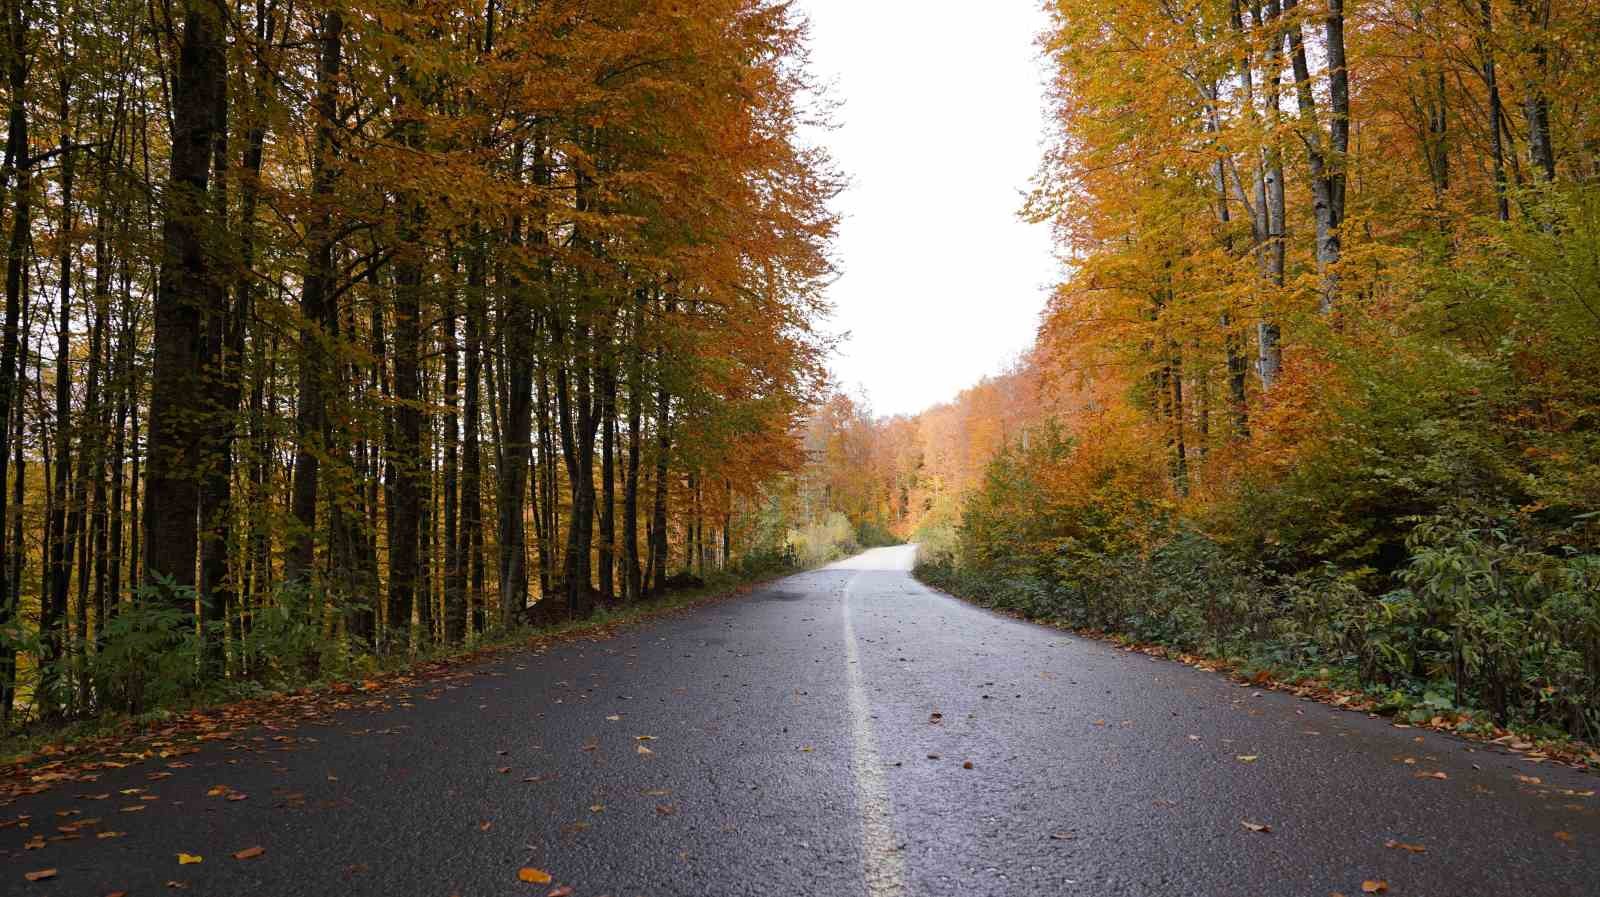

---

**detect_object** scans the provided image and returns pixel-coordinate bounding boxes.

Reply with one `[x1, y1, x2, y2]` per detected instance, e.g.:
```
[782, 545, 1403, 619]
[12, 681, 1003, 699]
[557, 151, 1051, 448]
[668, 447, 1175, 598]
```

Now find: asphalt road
[4, 545, 1598, 896]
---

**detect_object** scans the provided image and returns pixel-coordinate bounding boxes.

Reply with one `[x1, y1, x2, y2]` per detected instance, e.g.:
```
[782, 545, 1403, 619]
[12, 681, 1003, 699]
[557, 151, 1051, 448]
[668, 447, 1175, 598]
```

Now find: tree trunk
[144, 0, 228, 595]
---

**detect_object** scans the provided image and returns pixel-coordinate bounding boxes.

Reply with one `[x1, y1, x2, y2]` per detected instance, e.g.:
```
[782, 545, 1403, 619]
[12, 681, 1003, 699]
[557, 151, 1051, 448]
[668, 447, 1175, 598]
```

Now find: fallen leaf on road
[97, 831, 124, 839]
[962, 761, 974, 769]
[606, 715, 621, 721]
[225, 792, 248, 801]
[233, 846, 265, 860]
[120, 805, 146, 813]
[1515, 775, 1542, 785]
[635, 735, 657, 741]
[1236, 755, 1259, 763]
[1050, 831, 1075, 841]
[166, 880, 188, 889]
[1384, 839, 1425, 853]
[518, 868, 553, 884]
[177, 853, 203, 865]
[206, 785, 231, 797]
[656, 804, 677, 815]
[1362, 880, 1388, 894]
[480, 821, 493, 831]
[1415, 771, 1448, 780]
[1555, 831, 1575, 844]
[589, 804, 604, 812]
[24, 869, 56, 882]
[1241, 821, 1271, 833]
[24, 835, 44, 849]
[636, 745, 653, 756]
[547, 887, 574, 897]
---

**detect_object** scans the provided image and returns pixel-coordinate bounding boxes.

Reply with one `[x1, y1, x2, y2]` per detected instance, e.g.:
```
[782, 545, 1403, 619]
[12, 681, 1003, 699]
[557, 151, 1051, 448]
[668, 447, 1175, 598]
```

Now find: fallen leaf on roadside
[177, 853, 203, 865]
[24, 835, 44, 850]
[518, 868, 552, 884]
[97, 831, 124, 839]
[24, 869, 56, 882]
[206, 785, 230, 797]
[233, 846, 265, 860]
[1050, 831, 1074, 841]
[1415, 771, 1448, 780]
[589, 804, 605, 813]
[1515, 775, 1542, 785]
[225, 792, 248, 801]
[1361, 880, 1388, 894]
[962, 761, 974, 769]
[1241, 821, 1271, 833]
[1384, 839, 1425, 853]
[166, 880, 188, 889]
[479, 821, 493, 831]
[636, 745, 653, 755]
[547, 888, 573, 897]
[1236, 755, 1259, 763]
[1555, 831, 1575, 844]
[656, 804, 677, 815]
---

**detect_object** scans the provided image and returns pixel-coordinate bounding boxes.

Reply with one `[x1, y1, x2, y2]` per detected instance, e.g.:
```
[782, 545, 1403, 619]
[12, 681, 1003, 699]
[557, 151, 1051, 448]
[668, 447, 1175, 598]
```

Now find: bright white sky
[799, 0, 1059, 418]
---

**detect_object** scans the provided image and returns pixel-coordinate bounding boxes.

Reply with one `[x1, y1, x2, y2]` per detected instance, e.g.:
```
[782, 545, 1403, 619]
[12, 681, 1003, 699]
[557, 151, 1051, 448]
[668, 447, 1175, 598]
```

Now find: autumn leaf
[1361, 880, 1388, 894]
[24, 869, 56, 882]
[518, 868, 553, 885]
[547, 887, 574, 897]
[1241, 821, 1271, 833]
[177, 853, 203, 865]
[1235, 755, 1259, 763]
[1384, 839, 1425, 853]
[636, 744, 654, 755]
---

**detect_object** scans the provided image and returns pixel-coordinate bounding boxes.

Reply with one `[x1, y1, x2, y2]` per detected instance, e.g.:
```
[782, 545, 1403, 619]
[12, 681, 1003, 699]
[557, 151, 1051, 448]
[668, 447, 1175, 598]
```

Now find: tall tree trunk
[598, 361, 616, 602]
[622, 301, 643, 602]
[286, 9, 343, 583]
[0, 0, 30, 722]
[442, 266, 463, 643]
[1478, 0, 1511, 221]
[143, 0, 228, 597]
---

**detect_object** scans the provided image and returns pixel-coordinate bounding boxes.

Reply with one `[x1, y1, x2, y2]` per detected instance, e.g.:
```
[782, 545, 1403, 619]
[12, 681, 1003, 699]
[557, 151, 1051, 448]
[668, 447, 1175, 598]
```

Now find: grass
[1, 565, 799, 768]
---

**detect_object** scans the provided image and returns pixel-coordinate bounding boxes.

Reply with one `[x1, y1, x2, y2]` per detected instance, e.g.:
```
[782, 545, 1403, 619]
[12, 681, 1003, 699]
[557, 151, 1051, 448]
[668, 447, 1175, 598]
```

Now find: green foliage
[785, 511, 860, 566]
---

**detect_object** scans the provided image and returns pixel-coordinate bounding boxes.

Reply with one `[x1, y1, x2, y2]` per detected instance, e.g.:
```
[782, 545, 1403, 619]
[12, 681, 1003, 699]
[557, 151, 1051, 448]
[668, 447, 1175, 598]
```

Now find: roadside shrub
[786, 511, 860, 566]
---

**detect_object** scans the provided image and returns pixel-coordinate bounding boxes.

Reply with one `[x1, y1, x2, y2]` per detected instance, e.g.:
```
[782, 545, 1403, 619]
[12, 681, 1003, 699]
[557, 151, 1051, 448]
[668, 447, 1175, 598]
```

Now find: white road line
[842, 570, 907, 897]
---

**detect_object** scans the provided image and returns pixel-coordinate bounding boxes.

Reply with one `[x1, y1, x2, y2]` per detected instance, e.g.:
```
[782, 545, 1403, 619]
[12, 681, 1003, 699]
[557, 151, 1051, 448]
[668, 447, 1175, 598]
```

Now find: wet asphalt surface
[3, 545, 1599, 896]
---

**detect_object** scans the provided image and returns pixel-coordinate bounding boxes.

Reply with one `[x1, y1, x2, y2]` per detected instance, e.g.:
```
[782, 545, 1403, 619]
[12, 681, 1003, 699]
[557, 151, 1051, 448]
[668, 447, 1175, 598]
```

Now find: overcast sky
[799, 0, 1059, 418]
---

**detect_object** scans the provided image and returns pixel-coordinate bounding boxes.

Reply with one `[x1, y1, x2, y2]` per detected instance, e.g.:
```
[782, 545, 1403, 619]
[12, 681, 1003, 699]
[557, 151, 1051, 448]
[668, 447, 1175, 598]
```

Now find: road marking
[842, 570, 907, 897]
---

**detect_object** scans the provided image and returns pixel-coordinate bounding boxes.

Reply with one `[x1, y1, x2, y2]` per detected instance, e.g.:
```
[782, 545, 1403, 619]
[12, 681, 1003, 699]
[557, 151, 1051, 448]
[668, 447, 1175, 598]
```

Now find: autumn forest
[0, 0, 838, 728]
[1, 0, 1599, 892]
[2, 0, 1599, 763]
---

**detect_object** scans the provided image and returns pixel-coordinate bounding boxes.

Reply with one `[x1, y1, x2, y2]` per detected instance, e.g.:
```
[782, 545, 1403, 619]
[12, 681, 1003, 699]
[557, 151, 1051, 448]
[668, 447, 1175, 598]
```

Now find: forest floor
[2, 545, 1597, 896]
